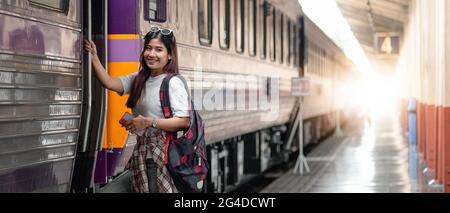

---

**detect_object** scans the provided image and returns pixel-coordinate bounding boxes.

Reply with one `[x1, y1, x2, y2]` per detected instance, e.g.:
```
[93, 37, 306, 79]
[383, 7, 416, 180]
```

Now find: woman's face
[143, 38, 171, 72]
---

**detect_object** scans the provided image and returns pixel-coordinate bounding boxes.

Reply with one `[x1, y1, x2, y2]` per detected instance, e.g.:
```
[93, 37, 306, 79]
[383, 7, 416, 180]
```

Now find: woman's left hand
[124, 115, 151, 133]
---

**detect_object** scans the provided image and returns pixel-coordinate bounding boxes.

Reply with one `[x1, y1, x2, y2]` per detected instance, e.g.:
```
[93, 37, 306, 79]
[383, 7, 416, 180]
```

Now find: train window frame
[235, 0, 245, 54]
[29, 0, 69, 13]
[144, 0, 167, 22]
[219, 0, 230, 50]
[260, 0, 267, 59]
[198, 0, 213, 46]
[248, 0, 257, 56]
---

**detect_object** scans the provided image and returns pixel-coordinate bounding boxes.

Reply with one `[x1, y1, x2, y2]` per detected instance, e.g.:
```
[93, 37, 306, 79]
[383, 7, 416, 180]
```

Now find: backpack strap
[160, 73, 194, 120]
[160, 74, 176, 165]
[160, 73, 195, 164]
[160, 74, 176, 119]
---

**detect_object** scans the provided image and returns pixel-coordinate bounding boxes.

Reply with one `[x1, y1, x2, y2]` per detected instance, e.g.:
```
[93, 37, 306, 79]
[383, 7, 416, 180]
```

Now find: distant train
[0, 0, 357, 193]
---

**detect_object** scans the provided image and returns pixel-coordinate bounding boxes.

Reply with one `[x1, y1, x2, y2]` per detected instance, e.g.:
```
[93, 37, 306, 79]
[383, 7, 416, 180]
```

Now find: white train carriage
[130, 0, 303, 192]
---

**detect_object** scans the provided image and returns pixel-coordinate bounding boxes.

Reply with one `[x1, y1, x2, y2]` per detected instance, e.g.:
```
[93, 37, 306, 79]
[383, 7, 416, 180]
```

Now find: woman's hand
[123, 115, 151, 133]
[82, 39, 124, 93]
[84, 39, 98, 56]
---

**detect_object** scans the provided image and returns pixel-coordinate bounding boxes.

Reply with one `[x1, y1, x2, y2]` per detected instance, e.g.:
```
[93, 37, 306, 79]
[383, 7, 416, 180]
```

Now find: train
[0, 0, 358, 193]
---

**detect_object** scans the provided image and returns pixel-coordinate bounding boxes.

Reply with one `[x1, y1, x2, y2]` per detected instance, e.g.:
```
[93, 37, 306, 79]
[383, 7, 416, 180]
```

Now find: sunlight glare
[298, 0, 372, 73]
[362, 73, 399, 117]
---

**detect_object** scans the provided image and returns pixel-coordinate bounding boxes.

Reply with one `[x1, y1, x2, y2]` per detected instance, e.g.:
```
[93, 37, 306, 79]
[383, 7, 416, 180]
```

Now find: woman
[84, 26, 190, 193]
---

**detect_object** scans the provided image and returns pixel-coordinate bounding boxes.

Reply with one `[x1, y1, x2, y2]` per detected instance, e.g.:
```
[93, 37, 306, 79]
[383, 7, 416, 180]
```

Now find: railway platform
[262, 105, 442, 193]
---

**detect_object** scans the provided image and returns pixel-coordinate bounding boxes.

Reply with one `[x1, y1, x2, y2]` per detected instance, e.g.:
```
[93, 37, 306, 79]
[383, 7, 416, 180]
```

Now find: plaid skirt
[126, 130, 178, 193]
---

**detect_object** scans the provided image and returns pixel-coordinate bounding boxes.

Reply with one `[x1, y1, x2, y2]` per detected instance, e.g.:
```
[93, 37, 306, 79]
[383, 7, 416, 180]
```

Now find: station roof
[336, 0, 410, 56]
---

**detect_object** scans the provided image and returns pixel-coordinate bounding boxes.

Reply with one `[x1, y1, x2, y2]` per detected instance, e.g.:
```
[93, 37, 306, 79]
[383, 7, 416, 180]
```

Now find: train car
[302, 16, 359, 147]
[0, 0, 356, 193]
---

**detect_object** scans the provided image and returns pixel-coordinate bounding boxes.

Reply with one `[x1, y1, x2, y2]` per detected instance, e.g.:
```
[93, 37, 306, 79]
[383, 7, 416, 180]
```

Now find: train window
[279, 14, 284, 64]
[29, 0, 68, 13]
[314, 45, 317, 75]
[219, 0, 230, 49]
[292, 25, 296, 67]
[310, 46, 314, 74]
[302, 38, 308, 71]
[314, 49, 317, 75]
[248, 0, 257, 56]
[318, 50, 323, 77]
[144, 0, 167, 22]
[235, 0, 245, 53]
[316, 46, 319, 75]
[199, 0, 213, 45]
[260, 0, 267, 59]
[323, 54, 326, 77]
[310, 46, 313, 72]
[317, 49, 320, 76]
[321, 50, 324, 77]
[270, 8, 276, 62]
[313, 43, 320, 75]
[293, 25, 299, 67]
[326, 56, 330, 79]
[287, 20, 291, 66]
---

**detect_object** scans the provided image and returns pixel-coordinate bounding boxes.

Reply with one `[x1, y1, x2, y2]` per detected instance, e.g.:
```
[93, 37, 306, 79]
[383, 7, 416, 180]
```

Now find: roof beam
[334, 0, 410, 64]
[337, 0, 408, 23]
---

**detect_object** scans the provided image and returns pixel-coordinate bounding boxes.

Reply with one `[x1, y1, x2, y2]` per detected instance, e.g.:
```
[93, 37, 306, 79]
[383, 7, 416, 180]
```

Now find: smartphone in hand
[119, 112, 145, 136]
[119, 112, 134, 125]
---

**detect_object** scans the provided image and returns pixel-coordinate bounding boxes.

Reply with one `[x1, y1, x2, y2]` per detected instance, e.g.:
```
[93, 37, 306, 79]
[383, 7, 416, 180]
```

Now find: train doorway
[71, 0, 108, 193]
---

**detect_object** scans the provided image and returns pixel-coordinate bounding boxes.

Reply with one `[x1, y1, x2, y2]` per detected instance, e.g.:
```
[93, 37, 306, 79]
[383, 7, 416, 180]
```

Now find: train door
[93, 0, 142, 192]
[71, 0, 108, 192]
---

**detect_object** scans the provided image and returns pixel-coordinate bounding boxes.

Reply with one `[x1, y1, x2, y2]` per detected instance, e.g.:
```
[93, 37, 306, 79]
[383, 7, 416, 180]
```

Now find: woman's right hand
[84, 39, 98, 56]
[83, 38, 124, 94]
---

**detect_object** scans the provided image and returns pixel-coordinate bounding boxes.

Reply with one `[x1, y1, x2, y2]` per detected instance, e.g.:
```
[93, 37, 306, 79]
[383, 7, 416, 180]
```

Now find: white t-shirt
[119, 72, 189, 119]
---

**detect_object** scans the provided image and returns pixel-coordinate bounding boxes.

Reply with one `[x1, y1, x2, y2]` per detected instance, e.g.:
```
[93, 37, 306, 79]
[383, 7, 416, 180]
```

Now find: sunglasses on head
[149, 25, 173, 36]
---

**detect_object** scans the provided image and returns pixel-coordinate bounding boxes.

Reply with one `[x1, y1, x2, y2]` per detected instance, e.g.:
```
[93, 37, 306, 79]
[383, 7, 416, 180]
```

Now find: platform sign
[375, 32, 400, 57]
[291, 77, 311, 97]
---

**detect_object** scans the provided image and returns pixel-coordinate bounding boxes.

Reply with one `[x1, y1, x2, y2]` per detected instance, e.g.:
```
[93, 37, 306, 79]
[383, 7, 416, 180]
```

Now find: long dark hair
[126, 31, 179, 108]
